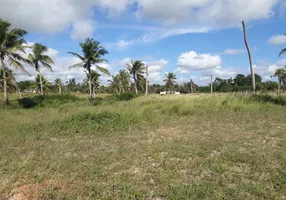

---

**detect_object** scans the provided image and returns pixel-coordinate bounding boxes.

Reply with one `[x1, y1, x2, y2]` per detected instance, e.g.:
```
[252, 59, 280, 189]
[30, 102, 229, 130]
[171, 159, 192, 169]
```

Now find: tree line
[1, 18, 286, 106]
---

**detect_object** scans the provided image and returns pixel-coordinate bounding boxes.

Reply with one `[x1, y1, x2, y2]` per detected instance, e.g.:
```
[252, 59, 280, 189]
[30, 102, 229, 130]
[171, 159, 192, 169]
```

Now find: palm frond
[279, 48, 286, 57]
[40, 61, 53, 72]
[69, 62, 84, 69]
[8, 57, 31, 75]
[68, 52, 84, 61]
[96, 65, 110, 76]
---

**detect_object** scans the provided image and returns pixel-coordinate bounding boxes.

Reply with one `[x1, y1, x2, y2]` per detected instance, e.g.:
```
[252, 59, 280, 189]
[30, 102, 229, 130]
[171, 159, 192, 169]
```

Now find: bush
[18, 97, 37, 108]
[18, 94, 79, 108]
[92, 97, 104, 106]
[115, 92, 137, 101]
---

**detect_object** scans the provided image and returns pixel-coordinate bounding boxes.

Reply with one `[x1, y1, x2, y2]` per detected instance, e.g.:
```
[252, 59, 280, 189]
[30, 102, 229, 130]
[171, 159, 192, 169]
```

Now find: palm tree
[0, 68, 16, 93]
[118, 69, 131, 92]
[0, 19, 31, 105]
[68, 38, 109, 101]
[279, 34, 286, 57]
[28, 43, 54, 96]
[34, 74, 50, 94]
[108, 75, 122, 94]
[54, 78, 63, 95]
[84, 70, 101, 97]
[164, 72, 177, 93]
[127, 60, 145, 94]
[272, 68, 286, 94]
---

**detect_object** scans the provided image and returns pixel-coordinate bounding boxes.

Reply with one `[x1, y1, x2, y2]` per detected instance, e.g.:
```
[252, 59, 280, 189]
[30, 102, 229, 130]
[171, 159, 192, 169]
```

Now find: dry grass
[1, 93, 286, 199]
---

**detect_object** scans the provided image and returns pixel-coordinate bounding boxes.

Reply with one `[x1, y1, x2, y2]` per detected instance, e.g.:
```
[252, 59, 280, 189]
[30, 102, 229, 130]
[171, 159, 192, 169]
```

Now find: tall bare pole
[210, 75, 213, 94]
[145, 65, 148, 97]
[242, 21, 256, 92]
[190, 79, 193, 94]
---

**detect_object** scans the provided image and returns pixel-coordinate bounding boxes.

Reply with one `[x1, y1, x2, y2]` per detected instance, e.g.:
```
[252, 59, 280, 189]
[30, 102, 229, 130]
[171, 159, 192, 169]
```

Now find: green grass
[1, 93, 286, 199]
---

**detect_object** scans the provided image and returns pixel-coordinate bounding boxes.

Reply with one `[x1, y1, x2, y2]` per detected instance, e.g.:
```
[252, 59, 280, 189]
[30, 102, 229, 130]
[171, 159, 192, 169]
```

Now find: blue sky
[1, 0, 286, 85]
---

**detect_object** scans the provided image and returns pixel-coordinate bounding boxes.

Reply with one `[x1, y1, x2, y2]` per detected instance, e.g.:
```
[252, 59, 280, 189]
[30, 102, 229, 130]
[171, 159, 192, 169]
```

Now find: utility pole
[242, 21, 256, 93]
[210, 75, 213, 94]
[145, 65, 149, 97]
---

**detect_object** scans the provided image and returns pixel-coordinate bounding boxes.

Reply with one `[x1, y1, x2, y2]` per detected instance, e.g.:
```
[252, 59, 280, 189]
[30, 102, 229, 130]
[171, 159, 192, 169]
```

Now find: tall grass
[1, 93, 286, 199]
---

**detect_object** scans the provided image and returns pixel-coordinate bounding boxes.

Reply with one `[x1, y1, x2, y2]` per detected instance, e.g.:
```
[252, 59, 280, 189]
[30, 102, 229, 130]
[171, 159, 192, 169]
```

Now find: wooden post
[210, 75, 213, 94]
[242, 21, 256, 93]
[190, 79, 193, 94]
[145, 65, 149, 97]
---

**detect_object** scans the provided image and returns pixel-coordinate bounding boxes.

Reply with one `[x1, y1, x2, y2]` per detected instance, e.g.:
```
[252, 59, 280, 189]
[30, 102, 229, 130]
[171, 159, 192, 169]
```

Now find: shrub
[18, 97, 37, 108]
[115, 92, 137, 101]
[92, 97, 104, 106]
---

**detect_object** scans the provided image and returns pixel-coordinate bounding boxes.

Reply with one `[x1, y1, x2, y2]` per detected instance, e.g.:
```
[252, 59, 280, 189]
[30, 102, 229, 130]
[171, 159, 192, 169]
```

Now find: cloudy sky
[1, 0, 286, 85]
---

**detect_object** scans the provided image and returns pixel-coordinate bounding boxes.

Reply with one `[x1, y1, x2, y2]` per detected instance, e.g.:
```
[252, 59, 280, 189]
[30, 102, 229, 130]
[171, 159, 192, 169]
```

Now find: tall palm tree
[127, 60, 145, 94]
[164, 72, 177, 93]
[28, 43, 54, 96]
[68, 38, 109, 101]
[54, 78, 63, 95]
[0, 19, 31, 105]
[279, 34, 286, 57]
[272, 68, 286, 94]
[84, 70, 101, 97]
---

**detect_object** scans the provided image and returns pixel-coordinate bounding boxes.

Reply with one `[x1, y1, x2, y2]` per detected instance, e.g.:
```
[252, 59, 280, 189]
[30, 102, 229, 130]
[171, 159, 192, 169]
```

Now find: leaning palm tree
[164, 72, 177, 93]
[0, 19, 31, 105]
[28, 43, 54, 96]
[127, 60, 145, 94]
[272, 68, 286, 94]
[83, 70, 101, 97]
[54, 78, 63, 95]
[68, 38, 109, 101]
[118, 69, 131, 92]
[279, 34, 286, 57]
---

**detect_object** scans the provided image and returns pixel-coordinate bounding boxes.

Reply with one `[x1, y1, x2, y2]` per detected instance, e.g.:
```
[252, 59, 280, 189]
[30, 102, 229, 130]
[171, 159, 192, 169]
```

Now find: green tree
[108, 75, 122, 94]
[0, 19, 31, 105]
[127, 60, 145, 94]
[68, 38, 109, 101]
[84, 70, 101, 97]
[34, 74, 51, 94]
[54, 78, 63, 95]
[118, 69, 131, 92]
[272, 68, 286, 94]
[164, 72, 177, 92]
[0, 68, 16, 93]
[28, 43, 54, 96]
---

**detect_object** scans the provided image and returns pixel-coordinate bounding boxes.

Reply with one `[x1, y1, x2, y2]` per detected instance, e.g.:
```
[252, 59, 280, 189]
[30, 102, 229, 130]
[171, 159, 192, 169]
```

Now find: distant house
[23, 89, 36, 93]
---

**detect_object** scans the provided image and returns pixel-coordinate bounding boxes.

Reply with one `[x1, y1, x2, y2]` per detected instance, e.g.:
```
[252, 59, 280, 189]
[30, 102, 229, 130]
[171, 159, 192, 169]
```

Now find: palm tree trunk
[58, 85, 62, 95]
[242, 21, 256, 93]
[211, 75, 213, 94]
[39, 71, 44, 96]
[145, 65, 148, 97]
[93, 86, 96, 97]
[88, 72, 92, 101]
[278, 76, 281, 95]
[1, 59, 9, 105]
[133, 74, 138, 95]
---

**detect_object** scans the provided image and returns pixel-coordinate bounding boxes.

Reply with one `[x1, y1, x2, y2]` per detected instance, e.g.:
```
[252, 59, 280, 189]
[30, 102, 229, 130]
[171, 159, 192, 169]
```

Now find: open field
[1, 93, 286, 199]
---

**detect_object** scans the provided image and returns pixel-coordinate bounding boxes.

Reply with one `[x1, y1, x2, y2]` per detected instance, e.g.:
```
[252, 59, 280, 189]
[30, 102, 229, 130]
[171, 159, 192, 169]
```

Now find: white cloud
[223, 49, 245, 55]
[267, 34, 286, 45]
[177, 51, 222, 72]
[71, 19, 95, 40]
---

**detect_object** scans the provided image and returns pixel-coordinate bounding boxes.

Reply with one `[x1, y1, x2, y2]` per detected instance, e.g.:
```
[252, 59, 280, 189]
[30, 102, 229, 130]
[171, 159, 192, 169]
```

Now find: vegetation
[28, 43, 54, 96]
[0, 19, 31, 105]
[127, 60, 146, 95]
[1, 93, 286, 199]
[164, 72, 177, 92]
[68, 38, 110, 101]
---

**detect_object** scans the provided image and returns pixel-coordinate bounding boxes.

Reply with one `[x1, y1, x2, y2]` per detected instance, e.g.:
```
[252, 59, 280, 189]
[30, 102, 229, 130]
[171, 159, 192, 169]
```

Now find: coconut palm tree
[84, 70, 101, 97]
[0, 19, 31, 105]
[127, 60, 145, 94]
[118, 69, 131, 92]
[164, 72, 177, 93]
[54, 78, 63, 95]
[34, 74, 50, 94]
[0, 68, 16, 92]
[108, 75, 122, 94]
[68, 38, 109, 101]
[272, 68, 286, 94]
[279, 34, 286, 57]
[28, 43, 54, 96]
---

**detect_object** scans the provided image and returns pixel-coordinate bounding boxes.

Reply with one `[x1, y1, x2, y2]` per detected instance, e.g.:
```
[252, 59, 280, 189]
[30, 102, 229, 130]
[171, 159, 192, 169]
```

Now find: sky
[1, 0, 286, 86]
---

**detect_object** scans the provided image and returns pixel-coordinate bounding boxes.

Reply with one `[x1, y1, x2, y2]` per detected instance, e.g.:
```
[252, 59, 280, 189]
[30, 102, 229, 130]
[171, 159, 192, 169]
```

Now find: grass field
[1, 93, 286, 199]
